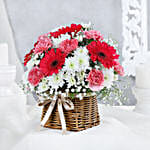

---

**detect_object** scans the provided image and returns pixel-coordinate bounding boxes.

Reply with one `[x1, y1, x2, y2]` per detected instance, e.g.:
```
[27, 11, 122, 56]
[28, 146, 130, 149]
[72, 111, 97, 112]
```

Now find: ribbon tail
[58, 99, 67, 135]
[41, 100, 56, 126]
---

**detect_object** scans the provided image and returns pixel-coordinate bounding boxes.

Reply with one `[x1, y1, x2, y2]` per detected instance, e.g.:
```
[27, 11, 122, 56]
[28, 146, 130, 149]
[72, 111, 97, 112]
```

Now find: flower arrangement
[21, 23, 124, 102]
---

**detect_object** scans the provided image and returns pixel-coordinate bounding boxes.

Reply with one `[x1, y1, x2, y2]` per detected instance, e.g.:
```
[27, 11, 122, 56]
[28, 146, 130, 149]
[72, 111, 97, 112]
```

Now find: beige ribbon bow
[40, 95, 74, 134]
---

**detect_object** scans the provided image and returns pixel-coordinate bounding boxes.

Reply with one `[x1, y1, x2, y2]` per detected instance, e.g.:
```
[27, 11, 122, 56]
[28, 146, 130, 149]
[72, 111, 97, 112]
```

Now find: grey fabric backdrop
[5, 0, 122, 60]
[4, 0, 150, 105]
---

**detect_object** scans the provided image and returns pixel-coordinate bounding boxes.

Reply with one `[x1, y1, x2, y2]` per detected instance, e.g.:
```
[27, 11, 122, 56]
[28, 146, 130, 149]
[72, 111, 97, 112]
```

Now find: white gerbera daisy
[103, 69, 114, 88]
[47, 71, 64, 90]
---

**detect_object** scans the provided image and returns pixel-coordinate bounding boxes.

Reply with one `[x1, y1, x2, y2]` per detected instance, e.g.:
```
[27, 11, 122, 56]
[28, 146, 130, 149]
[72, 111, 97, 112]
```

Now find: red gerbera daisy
[39, 48, 66, 76]
[86, 41, 119, 68]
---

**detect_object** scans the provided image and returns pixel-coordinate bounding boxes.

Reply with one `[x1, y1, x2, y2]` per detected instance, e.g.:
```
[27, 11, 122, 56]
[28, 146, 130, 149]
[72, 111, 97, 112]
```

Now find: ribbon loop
[40, 94, 74, 134]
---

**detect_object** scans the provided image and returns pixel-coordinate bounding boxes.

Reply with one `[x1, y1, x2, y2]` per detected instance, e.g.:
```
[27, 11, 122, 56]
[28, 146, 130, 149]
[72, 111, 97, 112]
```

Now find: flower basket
[41, 95, 100, 131]
[21, 22, 124, 133]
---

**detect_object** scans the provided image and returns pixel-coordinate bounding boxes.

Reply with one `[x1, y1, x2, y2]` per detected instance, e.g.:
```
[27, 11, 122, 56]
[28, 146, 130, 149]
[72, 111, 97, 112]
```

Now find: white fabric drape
[0, 0, 23, 82]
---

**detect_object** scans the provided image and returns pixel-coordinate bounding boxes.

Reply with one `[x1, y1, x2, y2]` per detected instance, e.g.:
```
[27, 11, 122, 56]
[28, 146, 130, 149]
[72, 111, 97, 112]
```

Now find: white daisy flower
[41, 77, 48, 83]
[75, 35, 83, 42]
[63, 57, 78, 73]
[74, 47, 88, 56]
[37, 82, 49, 93]
[74, 54, 89, 71]
[77, 71, 85, 82]
[47, 71, 64, 90]
[66, 74, 76, 88]
[103, 69, 114, 88]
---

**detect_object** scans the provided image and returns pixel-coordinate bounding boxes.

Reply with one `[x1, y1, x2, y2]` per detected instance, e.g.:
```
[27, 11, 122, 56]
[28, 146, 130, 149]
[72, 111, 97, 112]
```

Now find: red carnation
[50, 24, 82, 39]
[87, 41, 119, 68]
[39, 48, 66, 76]
[28, 67, 44, 86]
[24, 49, 34, 66]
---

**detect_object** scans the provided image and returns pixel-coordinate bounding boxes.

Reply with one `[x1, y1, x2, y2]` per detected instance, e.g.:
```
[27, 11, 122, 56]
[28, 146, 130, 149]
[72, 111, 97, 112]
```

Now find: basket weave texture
[41, 95, 100, 131]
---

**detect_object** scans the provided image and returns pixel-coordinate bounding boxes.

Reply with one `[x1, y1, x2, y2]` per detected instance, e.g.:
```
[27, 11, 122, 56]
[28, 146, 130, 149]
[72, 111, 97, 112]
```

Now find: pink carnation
[114, 62, 124, 76]
[34, 33, 53, 54]
[87, 69, 104, 91]
[59, 39, 78, 55]
[38, 33, 51, 42]
[84, 30, 103, 40]
[28, 67, 44, 86]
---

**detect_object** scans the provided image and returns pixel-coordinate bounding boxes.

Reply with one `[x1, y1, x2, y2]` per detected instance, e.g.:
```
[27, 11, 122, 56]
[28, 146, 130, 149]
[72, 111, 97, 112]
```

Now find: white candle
[136, 63, 150, 89]
[0, 43, 8, 65]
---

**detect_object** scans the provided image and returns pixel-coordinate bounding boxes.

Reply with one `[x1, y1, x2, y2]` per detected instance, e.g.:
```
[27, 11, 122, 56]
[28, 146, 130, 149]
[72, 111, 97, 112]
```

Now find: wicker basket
[41, 95, 100, 132]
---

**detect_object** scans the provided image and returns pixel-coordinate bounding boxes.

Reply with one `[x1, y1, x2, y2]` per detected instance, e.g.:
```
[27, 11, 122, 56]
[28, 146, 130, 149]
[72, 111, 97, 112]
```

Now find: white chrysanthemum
[74, 54, 89, 71]
[77, 71, 85, 82]
[47, 71, 64, 90]
[103, 69, 114, 88]
[75, 34, 83, 42]
[52, 33, 70, 48]
[73, 47, 89, 71]
[66, 74, 76, 88]
[37, 82, 49, 93]
[74, 47, 88, 56]
[63, 57, 78, 73]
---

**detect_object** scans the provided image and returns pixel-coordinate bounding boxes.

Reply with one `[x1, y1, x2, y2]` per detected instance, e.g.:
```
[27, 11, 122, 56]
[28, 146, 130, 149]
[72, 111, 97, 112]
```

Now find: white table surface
[11, 105, 150, 150]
